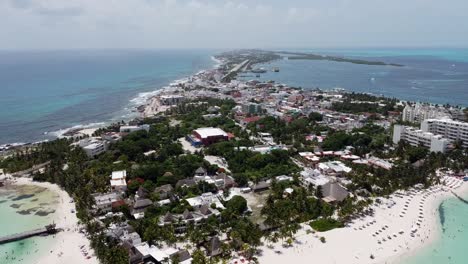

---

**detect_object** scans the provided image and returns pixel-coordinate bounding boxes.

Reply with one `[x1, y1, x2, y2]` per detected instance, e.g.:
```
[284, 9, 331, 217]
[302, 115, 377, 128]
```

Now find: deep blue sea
[240, 48, 468, 107]
[0, 50, 216, 144]
[1, 48, 468, 145]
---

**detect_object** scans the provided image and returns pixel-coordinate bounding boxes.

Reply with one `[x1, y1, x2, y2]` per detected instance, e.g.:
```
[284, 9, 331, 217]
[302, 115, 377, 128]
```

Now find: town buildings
[110, 170, 128, 192]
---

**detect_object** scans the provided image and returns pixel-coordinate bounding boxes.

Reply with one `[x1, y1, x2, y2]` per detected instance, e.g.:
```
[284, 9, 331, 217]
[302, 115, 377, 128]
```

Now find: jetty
[11, 161, 51, 177]
[0, 224, 59, 244]
[450, 190, 468, 205]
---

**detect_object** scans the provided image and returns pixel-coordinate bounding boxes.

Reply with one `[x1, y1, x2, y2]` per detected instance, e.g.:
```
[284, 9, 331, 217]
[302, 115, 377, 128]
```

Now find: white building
[110, 170, 127, 192]
[402, 104, 450, 123]
[393, 125, 450, 152]
[76, 137, 108, 157]
[93, 192, 121, 213]
[421, 119, 468, 149]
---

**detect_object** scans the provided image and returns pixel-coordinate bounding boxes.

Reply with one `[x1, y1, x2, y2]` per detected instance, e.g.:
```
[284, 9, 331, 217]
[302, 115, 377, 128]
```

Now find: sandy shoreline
[7, 176, 99, 264]
[256, 176, 467, 264]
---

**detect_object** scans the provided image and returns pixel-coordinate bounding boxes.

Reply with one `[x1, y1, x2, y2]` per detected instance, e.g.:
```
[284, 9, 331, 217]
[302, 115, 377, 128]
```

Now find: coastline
[256, 177, 467, 264]
[384, 182, 468, 264]
[5, 176, 99, 264]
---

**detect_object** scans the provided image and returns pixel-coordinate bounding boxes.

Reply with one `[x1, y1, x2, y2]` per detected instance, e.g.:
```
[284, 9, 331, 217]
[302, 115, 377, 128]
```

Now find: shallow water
[401, 192, 468, 264]
[0, 185, 60, 264]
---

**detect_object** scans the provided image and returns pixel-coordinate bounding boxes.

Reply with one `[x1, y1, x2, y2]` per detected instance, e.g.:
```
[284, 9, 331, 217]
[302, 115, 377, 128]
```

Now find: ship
[251, 68, 267, 73]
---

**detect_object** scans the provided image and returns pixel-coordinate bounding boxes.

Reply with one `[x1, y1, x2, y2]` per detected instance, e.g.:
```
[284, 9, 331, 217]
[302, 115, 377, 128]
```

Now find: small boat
[273, 67, 280, 72]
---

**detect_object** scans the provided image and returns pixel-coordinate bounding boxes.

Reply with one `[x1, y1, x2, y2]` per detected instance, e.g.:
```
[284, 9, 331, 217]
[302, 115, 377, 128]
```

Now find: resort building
[76, 137, 108, 157]
[393, 125, 449, 152]
[110, 170, 128, 192]
[421, 119, 468, 149]
[402, 104, 450, 123]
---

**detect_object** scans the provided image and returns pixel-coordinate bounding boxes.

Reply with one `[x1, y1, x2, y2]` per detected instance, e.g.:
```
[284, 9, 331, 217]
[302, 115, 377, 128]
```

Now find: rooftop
[111, 170, 126, 180]
[194, 127, 228, 138]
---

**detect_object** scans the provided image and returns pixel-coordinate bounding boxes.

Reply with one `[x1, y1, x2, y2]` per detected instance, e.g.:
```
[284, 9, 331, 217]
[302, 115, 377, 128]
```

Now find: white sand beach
[256, 176, 468, 264]
[10, 177, 99, 264]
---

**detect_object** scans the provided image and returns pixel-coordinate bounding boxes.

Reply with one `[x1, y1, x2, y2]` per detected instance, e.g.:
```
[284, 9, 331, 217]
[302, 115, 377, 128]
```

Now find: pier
[450, 190, 468, 204]
[0, 224, 59, 245]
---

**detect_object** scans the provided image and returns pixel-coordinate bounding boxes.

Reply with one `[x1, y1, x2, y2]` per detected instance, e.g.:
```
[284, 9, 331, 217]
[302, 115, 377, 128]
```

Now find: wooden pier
[0, 224, 59, 244]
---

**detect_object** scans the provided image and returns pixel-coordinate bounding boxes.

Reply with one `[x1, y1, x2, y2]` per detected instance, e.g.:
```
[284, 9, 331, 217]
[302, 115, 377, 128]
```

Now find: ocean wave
[47, 122, 107, 138]
[129, 89, 164, 106]
[211, 56, 223, 69]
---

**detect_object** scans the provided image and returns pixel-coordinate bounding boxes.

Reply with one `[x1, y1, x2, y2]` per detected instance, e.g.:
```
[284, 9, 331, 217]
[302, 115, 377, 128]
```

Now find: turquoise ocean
[0, 185, 60, 264]
[0, 49, 217, 145]
[401, 192, 468, 264]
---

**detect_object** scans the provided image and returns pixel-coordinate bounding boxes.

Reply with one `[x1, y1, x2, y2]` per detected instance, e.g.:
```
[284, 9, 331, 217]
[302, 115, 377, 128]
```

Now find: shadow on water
[439, 203, 446, 233]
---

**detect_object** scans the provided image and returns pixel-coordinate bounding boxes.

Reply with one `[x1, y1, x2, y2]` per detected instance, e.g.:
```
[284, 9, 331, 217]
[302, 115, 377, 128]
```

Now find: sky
[1, 0, 468, 49]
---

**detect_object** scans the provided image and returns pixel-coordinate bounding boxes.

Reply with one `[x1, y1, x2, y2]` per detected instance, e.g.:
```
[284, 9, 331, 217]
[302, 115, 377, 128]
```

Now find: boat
[273, 67, 280, 72]
[251, 68, 267, 73]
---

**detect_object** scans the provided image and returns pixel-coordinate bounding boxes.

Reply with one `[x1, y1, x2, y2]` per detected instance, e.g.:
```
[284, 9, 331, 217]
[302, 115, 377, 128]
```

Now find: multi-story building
[393, 125, 450, 152]
[75, 137, 108, 157]
[402, 104, 450, 123]
[110, 170, 128, 192]
[242, 102, 263, 114]
[421, 119, 468, 149]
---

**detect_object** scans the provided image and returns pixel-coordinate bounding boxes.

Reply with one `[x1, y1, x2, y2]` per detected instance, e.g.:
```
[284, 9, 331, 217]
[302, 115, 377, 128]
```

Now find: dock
[0, 224, 59, 244]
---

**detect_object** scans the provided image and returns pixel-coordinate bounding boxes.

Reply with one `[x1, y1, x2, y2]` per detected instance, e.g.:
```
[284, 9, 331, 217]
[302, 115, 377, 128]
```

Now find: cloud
[8, 0, 84, 16]
[1, 0, 468, 49]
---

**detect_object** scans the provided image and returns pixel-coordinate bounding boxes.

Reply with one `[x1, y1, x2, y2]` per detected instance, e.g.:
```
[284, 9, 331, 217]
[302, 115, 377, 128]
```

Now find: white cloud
[1, 0, 467, 49]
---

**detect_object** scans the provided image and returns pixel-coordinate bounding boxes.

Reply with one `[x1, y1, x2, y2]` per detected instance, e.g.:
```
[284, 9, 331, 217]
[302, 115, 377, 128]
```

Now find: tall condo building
[393, 118, 468, 152]
[402, 104, 450, 123]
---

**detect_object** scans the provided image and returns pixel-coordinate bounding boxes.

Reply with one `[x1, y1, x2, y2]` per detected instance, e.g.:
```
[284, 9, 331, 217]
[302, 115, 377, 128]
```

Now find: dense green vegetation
[206, 143, 299, 182]
[331, 92, 400, 116]
[310, 218, 344, 232]
[321, 124, 389, 154]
